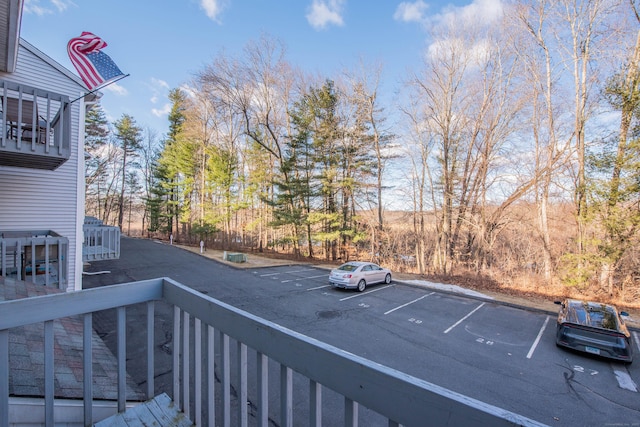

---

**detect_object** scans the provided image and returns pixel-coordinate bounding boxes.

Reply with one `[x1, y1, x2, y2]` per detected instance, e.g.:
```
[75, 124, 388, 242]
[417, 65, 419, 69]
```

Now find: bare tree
[410, 32, 473, 274]
[400, 94, 437, 275]
[514, 0, 574, 282]
[557, 0, 618, 256]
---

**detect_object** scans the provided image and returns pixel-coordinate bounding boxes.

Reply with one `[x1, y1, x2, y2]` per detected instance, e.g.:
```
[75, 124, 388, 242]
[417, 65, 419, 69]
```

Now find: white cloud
[152, 103, 171, 118]
[23, 0, 52, 16]
[23, 0, 74, 15]
[434, 0, 503, 28]
[200, 0, 226, 23]
[51, 0, 74, 12]
[427, 37, 493, 66]
[393, 1, 429, 23]
[104, 82, 128, 96]
[306, 0, 345, 30]
[147, 77, 170, 104]
[180, 84, 197, 99]
[151, 77, 170, 90]
[423, 0, 504, 67]
[146, 78, 172, 115]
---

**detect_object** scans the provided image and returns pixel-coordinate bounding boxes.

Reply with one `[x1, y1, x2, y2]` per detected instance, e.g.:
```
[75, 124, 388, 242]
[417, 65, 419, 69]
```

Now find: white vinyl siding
[0, 40, 86, 291]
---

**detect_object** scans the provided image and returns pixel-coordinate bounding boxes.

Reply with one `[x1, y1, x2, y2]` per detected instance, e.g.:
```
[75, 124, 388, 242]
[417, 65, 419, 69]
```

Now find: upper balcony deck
[0, 79, 71, 171]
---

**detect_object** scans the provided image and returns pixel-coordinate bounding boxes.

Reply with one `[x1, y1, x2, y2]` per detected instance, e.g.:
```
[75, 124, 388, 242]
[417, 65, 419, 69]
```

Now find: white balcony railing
[0, 277, 548, 427]
[83, 217, 120, 262]
[0, 230, 68, 289]
[0, 79, 71, 170]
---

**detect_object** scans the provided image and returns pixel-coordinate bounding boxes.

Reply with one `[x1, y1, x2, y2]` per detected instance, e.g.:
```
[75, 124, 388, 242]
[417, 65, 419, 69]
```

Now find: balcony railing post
[207, 325, 216, 427]
[16, 241, 22, 281]
[44, 320, 54, 426]
[310, 380, 322, 427]
[0, 87, 7, 148]
[1, 240, 5, 278]
[0, 330, 8, 427]
[257, 352, 268, 427]
[345, 397, 358, 427]
[280, 365, 293, 427]
[146, 301, 155, 400]
[173, 306, 181, 409]
[29, 92, 37, 148]
[44, 241, 49, 287]
[60, 239, 67, 289]
[15, 89, 23, 150]
[237, 342, 247, 427]
[44, 93, 51, 154]
[117, 307, 126, 413]
[194, 318, 201, 425]
[83, 313, 93, 427]
[182, 311, 190, 420]
[28, 241, 35, 283]
[221, 332, 230, 427]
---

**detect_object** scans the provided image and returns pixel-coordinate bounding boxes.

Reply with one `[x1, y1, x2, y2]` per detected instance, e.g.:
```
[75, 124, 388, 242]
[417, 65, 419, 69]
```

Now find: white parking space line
[527, 316, 551, 359]
[282, 274, 327, 283]
[258, 268, 315, 277]
[443, 303, 486, 334]
[384, 292, 435, 315]
[339, 285, 394, 301]
[307, 284, 332, 291]
[633, 331, 640, 352]
[613, 369, 638, 392]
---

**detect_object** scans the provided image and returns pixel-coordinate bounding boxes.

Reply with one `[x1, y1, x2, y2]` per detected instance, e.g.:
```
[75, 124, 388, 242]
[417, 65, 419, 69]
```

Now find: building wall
[0, 40, 86, 291]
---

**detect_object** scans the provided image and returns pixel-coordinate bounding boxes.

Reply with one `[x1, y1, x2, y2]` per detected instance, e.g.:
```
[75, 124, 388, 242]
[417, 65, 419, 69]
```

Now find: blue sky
[19, 0, 491, 140]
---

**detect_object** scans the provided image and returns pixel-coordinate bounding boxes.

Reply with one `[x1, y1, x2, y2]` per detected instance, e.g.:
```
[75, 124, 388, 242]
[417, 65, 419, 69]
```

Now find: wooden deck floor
[95, 393, 192, 427]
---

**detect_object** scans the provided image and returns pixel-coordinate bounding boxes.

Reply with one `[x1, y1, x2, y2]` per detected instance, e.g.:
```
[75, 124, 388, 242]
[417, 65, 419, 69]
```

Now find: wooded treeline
[85, 0, 640, 302]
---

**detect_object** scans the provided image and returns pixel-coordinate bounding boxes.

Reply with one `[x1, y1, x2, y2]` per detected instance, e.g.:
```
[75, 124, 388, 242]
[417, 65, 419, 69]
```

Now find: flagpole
[69, 73, 130, 104]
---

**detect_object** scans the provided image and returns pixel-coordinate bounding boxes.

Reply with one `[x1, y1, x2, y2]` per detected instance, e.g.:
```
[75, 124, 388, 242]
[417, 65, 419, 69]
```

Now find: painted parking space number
[359, 303, 370, 308]
[476, 338, 494, 345]
[573, 365, 598, 375]
[408, 318, 423, 324]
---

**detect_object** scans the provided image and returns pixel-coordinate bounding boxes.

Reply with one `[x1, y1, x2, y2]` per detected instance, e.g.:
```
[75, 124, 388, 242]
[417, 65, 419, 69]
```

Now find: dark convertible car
[555, 299, 633, 363]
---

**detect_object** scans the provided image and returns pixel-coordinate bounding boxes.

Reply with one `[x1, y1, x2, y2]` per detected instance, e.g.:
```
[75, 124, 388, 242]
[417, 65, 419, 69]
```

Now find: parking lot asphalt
[172, 241, 640, 329]
[82, 237, 640, 426]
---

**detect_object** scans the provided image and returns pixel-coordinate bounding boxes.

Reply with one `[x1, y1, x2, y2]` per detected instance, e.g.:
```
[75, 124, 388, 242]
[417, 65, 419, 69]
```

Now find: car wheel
[357, 279, 366, 292]
[384, 273, 391, 284]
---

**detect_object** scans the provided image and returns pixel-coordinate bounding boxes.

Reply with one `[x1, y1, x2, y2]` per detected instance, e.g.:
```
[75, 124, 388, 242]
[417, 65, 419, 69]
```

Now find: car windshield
[567, 302, 620, 330]
[338, 264, 359, 272]
[587, 307, 619, 330]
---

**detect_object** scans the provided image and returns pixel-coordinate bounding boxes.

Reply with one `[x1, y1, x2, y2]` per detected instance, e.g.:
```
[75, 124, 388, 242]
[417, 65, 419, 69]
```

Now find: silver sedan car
[329, 261, 392, 292]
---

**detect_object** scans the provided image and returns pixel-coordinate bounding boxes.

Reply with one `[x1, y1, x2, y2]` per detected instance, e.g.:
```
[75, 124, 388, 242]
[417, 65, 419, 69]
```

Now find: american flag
[67, 32, 124, 91]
